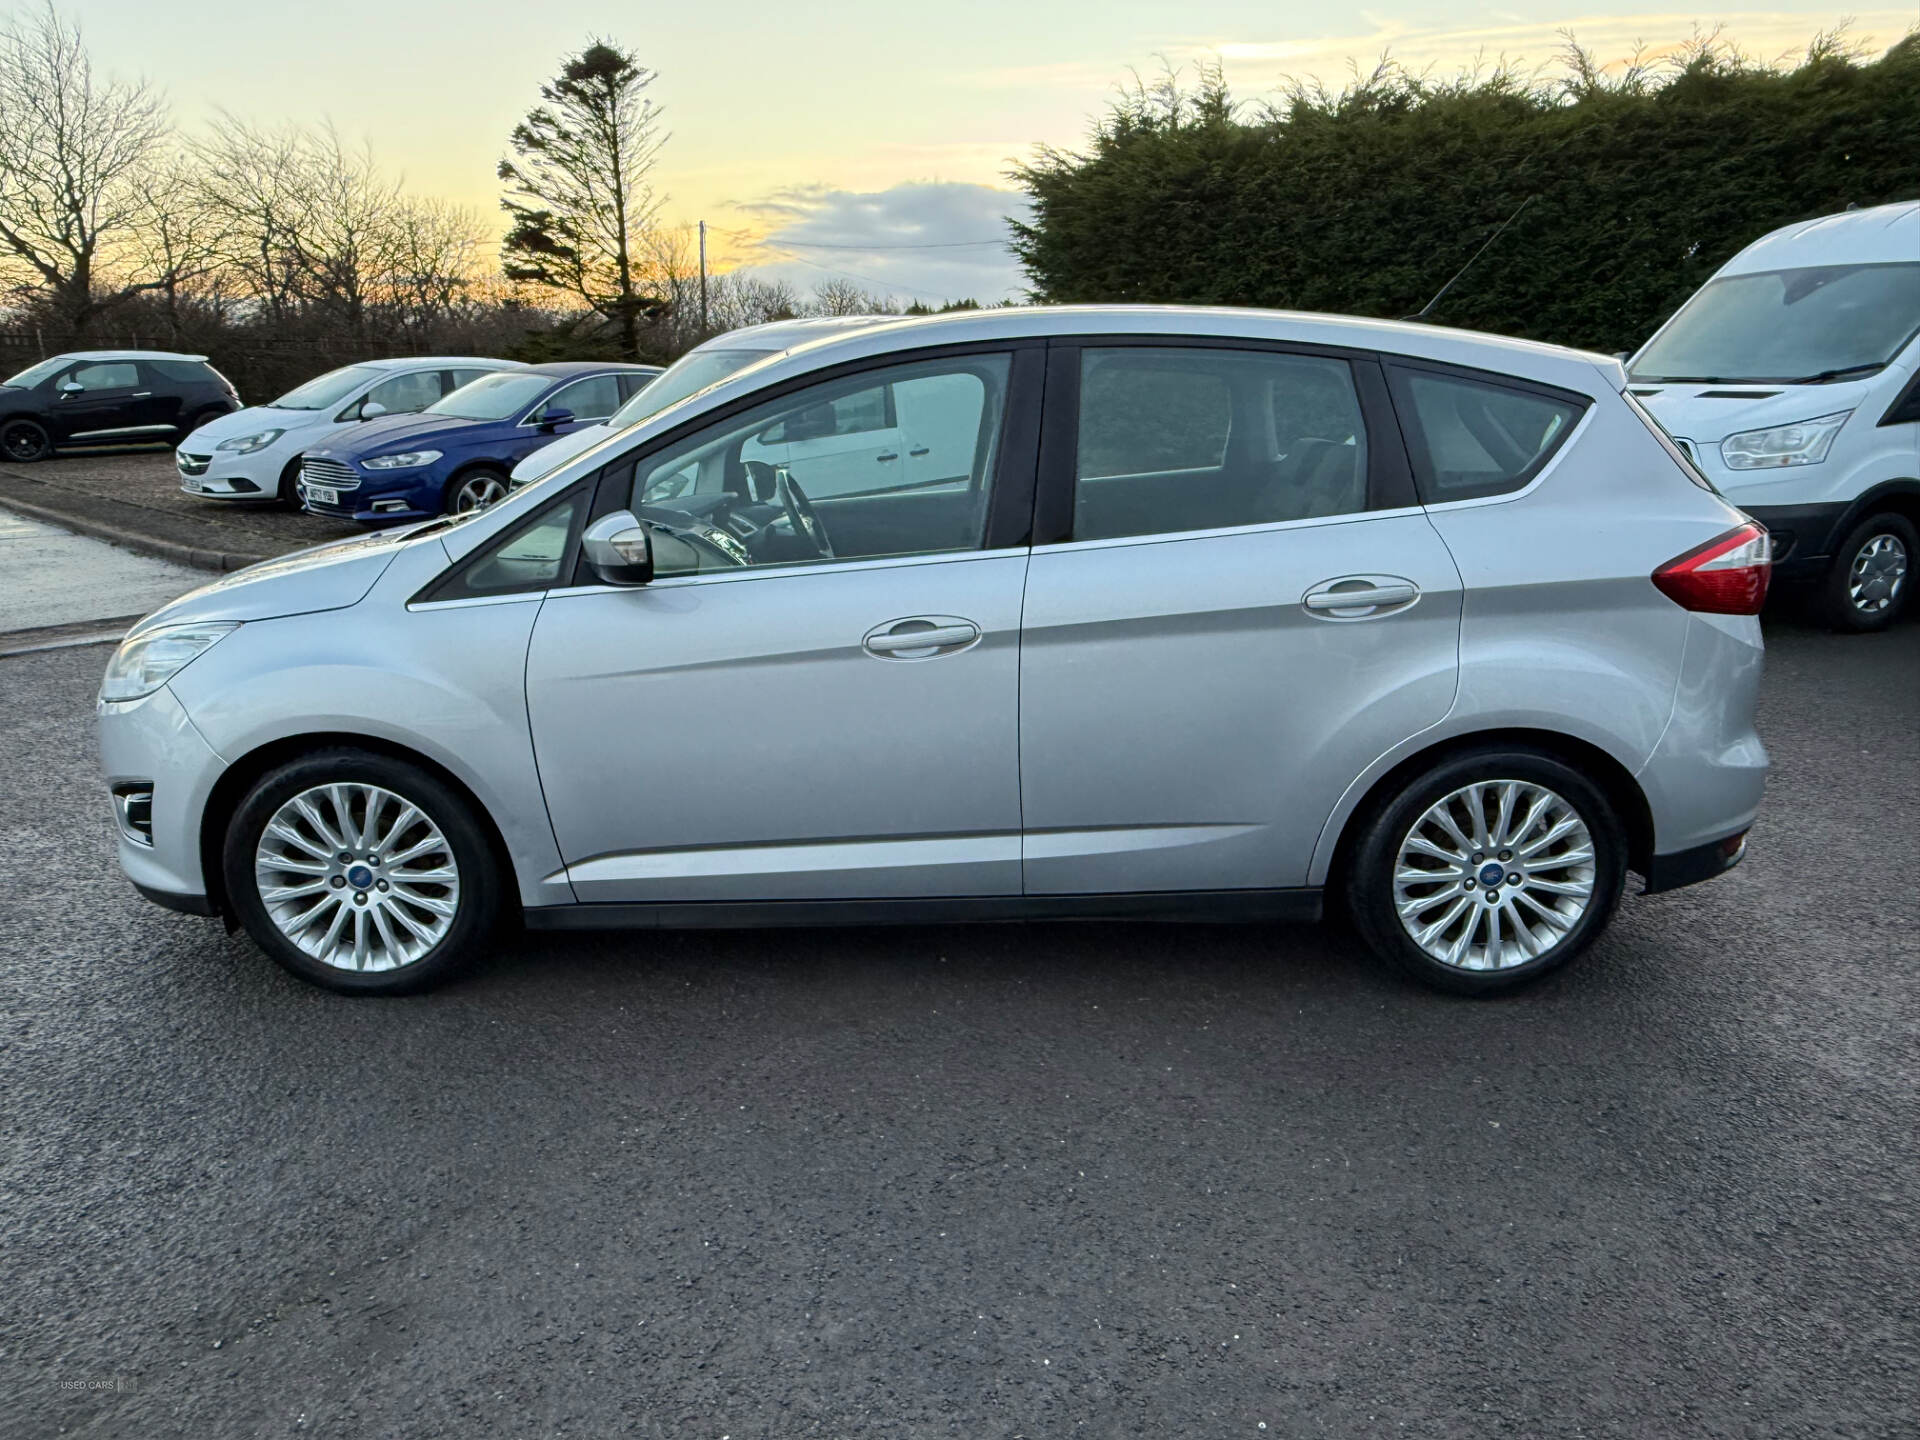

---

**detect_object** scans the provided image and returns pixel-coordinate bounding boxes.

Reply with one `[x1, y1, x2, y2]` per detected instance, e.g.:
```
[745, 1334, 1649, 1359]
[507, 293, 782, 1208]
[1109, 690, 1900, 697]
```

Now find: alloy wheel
[1848, 532, 1908, 616]
[2, 421, 47, 461]
[1391, 779, 1597, 972]
[454, 474, 507, 512]
[253, 783, 460, 973]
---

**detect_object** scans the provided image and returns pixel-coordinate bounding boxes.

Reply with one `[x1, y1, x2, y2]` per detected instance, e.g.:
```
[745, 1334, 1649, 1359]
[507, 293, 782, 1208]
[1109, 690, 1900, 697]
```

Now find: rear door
[1017, 340, 1462, 896]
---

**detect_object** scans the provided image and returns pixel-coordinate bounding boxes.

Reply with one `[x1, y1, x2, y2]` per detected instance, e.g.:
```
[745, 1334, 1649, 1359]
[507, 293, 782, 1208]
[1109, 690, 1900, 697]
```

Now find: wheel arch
[198, 731, 522, 922]
[1316, 727, 1657, 895]
[1832, 478, 1920, 548]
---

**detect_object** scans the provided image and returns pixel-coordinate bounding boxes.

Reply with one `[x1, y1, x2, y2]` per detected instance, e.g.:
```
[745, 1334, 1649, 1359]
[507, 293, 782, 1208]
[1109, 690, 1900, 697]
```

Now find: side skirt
[523, 888, 1324, 932]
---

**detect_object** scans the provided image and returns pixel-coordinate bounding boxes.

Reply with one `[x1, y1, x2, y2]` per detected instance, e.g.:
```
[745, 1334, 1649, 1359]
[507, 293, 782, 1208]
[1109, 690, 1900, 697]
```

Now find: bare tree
[384, 197, 489, 338]
[192, 116, 308, 326]
[0, 2, 170, 335]
[122, 154, 232, 343]
[498, 39, 668, 357]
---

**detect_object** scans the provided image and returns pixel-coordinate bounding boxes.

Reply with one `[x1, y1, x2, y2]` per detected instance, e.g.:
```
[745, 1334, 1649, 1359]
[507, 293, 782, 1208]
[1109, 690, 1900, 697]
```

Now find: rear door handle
[863, 616, 981, 658]
[875, 452, 899, 462]
[132, 391, 152, 398]
[908, 446, 930, 456]
[1302, 577, 1420, 618]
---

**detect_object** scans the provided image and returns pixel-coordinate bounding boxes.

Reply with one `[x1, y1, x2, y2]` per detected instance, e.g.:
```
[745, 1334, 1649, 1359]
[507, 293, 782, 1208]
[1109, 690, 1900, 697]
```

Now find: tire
[444, 466, 509, 515]
[274, 456, 303, 507]
[1823, 512, 1914, 633]
[1346, 748, 1628, 996]
[1, 417, 51, 463]
[222, 748, 502, 995]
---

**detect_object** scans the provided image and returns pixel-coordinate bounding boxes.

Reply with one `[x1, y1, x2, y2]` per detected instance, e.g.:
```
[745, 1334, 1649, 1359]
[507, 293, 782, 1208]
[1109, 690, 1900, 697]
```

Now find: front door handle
[875, 452, 899, 462]
[1302, 577, 1420, 619]
[132, 391, 152, 398]
[863, 616, 981, 659]
[908, 446, 930, 456]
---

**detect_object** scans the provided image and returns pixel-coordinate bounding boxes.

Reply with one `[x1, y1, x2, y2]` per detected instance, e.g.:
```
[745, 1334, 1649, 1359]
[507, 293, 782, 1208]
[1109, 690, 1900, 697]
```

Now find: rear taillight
[1652, 522, 1771, 615]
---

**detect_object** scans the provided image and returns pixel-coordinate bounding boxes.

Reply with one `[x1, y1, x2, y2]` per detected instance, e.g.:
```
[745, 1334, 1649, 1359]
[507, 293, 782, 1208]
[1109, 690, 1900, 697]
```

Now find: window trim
[543, 340, 1043, 588]
[1033, 336, 1417, 547]
[1383, 357, 1592, 506]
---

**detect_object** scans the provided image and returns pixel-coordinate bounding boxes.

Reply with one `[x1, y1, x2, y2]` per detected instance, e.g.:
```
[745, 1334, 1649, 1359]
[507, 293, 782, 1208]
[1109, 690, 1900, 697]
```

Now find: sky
[56, 0, 1920, 305]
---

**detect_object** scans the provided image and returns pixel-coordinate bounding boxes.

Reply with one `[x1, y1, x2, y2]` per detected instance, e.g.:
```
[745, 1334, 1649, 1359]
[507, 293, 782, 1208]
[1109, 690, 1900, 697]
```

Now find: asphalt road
[1, 617, 1915, 1438]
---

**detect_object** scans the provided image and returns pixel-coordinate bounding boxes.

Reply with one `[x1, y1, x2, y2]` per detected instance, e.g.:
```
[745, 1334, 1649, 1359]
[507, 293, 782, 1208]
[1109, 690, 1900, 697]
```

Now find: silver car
[98, 306, 1770, 997]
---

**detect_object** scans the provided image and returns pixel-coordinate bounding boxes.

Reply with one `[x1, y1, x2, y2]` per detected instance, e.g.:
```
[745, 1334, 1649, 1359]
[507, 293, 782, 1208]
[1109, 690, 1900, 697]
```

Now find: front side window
[1390, 367, 1583, 503]
[271, 364, 386, 411]
[362, 370, 444, 416]
[1072, 347, 1369, 542]
[546, 375, 622, 423]
[1631, 262, 1920, 384]
[622, 353, 1012, 577]
[64, 361, 139, 390]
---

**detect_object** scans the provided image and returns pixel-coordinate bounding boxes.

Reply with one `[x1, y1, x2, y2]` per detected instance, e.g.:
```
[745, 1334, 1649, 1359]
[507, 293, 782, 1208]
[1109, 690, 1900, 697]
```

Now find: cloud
[722, 181, 1033, 307]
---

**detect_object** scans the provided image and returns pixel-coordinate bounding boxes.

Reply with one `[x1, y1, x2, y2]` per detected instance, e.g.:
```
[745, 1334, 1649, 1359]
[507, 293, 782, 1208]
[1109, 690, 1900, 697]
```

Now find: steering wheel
[775, 468, 833, 559]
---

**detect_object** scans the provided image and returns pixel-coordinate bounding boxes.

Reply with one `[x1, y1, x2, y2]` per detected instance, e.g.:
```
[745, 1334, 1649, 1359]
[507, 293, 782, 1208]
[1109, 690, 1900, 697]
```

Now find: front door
[1018, 343, 1463, 895]
[48, 359, 156, 443]
[526, 349, 1035, 903]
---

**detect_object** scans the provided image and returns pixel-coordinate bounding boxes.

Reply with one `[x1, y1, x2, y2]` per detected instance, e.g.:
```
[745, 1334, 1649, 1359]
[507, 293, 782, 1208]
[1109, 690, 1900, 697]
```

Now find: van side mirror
[359, 401, 388, 420]
[582, 509, 653, 586]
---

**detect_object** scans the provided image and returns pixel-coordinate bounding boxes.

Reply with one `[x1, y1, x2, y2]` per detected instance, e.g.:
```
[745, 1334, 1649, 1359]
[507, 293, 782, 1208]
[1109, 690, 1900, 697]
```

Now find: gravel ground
[0, 617, 1914, 1438]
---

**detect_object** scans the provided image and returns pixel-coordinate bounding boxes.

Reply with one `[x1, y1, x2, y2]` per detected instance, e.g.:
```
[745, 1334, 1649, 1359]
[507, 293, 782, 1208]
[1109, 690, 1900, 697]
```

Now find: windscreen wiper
[1784, 363, 1883, 384]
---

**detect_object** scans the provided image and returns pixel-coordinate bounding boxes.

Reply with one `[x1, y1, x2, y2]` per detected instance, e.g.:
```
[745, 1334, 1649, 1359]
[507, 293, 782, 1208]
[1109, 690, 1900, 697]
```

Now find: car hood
[307, 411, 490, 460]
[128, 524, 442, 634]
[183, 405, 320, 449]
[1634, 376, 1880, 443]
[510, 422, 609, 482]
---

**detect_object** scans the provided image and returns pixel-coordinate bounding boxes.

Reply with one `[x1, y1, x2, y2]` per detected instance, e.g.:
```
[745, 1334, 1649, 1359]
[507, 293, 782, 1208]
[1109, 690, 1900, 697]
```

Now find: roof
[520, 360, 664, 377]
[43, 349, 209, 362]
[1722, 201, 1920, 275]
[359, 355, 523, 370]
[688, 315, 903, 354]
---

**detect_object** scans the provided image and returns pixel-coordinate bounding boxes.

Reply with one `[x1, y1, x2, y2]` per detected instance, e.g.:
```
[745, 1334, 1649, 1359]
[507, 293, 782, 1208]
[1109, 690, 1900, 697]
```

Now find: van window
[1390, 367, 1584, 503]
[1632, 262, 1920, 385]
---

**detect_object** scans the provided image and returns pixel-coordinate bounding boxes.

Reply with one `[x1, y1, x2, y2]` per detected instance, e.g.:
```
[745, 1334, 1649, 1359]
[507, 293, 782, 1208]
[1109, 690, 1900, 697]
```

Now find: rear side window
[147, 359, 217, 385]
[1388, 365, 1585, 503]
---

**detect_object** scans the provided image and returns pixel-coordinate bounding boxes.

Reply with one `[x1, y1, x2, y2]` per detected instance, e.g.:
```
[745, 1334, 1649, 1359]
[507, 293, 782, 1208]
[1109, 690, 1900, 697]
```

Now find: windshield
[425, 372, 552, 421]
[270, 364, 387, 410]
[608, 348, 776, 427]
[1633, 262, 1920, 384]
[5, 357, 73, 388]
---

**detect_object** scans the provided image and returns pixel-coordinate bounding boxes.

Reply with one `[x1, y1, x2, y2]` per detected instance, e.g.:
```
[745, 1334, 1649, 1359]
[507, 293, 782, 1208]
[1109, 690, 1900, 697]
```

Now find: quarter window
[428, 486, 590, 600]
[1389, 367, 1584, 502]
[1072, 347, 1370, 542]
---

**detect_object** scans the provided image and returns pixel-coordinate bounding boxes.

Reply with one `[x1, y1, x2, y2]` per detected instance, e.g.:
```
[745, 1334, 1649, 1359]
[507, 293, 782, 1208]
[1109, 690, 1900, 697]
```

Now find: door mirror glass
[359, 401, 388, 420]
[582, 509, 653, 585]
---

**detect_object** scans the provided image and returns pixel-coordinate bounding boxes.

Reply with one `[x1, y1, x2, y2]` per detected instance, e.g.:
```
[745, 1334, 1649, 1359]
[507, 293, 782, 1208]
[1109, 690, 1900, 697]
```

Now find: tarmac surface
[0, 603, 1915, 1437]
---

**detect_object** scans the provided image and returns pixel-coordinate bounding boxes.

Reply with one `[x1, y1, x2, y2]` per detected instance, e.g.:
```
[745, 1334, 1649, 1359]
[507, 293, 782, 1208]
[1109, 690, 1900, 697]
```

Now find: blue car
[297, 362, 661, 522]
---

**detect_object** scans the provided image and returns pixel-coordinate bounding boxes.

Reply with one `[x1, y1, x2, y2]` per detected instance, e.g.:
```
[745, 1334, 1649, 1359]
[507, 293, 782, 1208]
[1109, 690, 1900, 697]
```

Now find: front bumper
[177, 447, 280, 502]
[98, 682, 227, 910]
[1740, 501, 1848, 580]
[297, 469, 440, 526]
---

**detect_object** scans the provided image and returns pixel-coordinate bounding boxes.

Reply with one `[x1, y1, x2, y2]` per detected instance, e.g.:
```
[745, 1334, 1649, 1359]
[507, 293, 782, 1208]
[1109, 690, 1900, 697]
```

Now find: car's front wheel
[1347, 749, 1627, 995]
[223, 748, 502, 994]
[1823, 512, 1913, 632]
[1, 417, 51, 462]
[445, 467, 509, 515]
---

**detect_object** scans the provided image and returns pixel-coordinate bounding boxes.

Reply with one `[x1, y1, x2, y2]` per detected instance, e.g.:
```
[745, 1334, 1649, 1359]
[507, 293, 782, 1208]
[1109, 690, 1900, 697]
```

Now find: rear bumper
[1643, 831, 1748, 894]
[1742, 501, 1847, 580]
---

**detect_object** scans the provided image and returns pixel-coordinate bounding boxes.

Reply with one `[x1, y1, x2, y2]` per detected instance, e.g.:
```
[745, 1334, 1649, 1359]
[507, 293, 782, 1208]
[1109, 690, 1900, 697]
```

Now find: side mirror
[58, 381, 84, 396]
[359, 401, 388, 420]
[538, 406, 575, 430]
[582, 509, 653, 586]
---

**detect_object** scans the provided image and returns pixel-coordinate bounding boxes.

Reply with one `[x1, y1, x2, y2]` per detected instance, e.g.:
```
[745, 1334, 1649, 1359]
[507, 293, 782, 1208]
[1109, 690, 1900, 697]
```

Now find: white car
[178, 357, 523, 505]
[510, 317, 902, 489]
[1631, 201, 1920, 630]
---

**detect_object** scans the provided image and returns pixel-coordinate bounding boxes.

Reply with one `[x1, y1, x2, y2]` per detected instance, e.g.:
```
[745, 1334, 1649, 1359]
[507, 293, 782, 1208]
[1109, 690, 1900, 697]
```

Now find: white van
[1630, 201, 1920, 630]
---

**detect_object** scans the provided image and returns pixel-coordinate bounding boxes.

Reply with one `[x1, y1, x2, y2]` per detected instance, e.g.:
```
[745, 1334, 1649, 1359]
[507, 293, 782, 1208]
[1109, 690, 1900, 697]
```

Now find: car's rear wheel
[1347, 749, 1627, 995]
[1823, 512, 1913, 632]
[445, 467, 509, 515]
[1, 418, 51, 462]
[223, 749, 501, 995]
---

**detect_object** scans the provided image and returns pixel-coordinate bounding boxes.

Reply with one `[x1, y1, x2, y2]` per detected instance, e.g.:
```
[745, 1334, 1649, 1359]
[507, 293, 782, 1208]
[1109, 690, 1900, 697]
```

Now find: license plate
[305, 485, 339, 506]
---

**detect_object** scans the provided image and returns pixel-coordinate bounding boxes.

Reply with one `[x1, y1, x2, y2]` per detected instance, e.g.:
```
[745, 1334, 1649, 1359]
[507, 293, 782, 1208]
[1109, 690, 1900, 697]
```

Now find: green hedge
[1010, 35, 1920, 353]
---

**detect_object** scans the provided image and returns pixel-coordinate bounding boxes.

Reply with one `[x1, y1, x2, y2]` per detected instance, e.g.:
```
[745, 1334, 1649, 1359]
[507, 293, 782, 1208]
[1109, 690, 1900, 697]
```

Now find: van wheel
[1, 418, 51, 462]
[1824, 512, 1913, 632]
[1347, 749, 1627, 995]
[222, 748, 501, 995]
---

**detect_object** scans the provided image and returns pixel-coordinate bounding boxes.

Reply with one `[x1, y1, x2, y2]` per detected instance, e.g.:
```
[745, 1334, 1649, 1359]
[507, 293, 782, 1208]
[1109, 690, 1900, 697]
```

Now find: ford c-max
[98, 306, 1770, 997]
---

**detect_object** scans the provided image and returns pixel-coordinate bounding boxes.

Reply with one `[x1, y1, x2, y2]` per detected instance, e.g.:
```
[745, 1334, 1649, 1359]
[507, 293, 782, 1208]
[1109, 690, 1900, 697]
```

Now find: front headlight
[362, 450, 442, 470]
[1720, 412, 1850, 470]
[216, 428, 285, 454]
[100, 623, 238, 703]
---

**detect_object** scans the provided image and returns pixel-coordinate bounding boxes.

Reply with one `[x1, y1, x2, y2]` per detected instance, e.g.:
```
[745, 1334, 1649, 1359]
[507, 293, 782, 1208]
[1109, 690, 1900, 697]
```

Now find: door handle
[132, 391, 152, 397]
[862, 617, 981, 658]
[875, 452, 899, 462]
[1302, 577, 1420, 619]
[908, 446, 930, 457]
